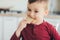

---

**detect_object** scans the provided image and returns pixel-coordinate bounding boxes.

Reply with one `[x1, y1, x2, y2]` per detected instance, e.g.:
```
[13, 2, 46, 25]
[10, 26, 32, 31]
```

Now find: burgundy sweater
[10, 21, 60, 40]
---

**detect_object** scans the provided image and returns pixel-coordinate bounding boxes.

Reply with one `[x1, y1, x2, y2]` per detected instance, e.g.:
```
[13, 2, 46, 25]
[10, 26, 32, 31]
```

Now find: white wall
[48, 0, 57, 11]
[0, 0, 28, 12]
[0, 0, 57, 12]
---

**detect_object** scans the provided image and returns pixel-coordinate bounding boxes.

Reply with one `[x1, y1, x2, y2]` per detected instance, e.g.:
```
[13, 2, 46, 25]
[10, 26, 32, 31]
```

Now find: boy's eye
[28, 8, 31, 11]
[35, 11, 38, 13]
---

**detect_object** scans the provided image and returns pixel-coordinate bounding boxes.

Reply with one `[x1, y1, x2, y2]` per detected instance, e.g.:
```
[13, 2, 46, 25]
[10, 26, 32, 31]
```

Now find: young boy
[10, 0, 60, 40]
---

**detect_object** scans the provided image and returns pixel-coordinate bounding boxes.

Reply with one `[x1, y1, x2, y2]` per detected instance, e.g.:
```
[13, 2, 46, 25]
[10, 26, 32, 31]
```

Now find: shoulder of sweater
[43, 21, 55, 29]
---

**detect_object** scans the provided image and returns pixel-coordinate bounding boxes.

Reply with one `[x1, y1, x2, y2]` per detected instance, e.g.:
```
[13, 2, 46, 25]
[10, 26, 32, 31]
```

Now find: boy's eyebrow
[27, 7, 31, 10]
[27, 7, 39, 11]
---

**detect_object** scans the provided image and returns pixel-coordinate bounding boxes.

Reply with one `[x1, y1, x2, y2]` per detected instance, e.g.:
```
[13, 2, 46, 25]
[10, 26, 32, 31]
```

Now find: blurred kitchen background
[0, 0, 60, 40]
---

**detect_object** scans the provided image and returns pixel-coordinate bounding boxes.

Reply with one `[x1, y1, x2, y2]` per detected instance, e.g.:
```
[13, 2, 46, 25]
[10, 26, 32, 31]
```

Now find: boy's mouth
[27, 15, 36, 20]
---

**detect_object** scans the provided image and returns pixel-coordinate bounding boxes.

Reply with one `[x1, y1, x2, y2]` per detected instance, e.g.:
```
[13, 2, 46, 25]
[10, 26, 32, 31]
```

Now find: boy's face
[27, 2, 48, 23]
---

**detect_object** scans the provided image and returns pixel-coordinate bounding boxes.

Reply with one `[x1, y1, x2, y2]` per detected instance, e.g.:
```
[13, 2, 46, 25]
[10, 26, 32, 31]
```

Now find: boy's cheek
[36, 14, 44, 18]
[26, 12, 29, 15]
[36, 16, 44, 21]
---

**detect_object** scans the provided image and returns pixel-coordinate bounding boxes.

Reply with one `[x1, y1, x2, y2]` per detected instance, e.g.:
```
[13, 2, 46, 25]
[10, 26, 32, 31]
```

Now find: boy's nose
[30, 12, 34, 16]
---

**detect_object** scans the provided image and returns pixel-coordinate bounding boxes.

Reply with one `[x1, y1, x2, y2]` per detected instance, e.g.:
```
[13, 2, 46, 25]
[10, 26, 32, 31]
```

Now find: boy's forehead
[27, 2, 46, 9]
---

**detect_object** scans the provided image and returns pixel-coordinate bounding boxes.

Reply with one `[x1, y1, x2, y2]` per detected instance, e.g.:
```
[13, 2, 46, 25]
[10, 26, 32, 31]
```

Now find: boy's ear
[44, 10, 48, 16]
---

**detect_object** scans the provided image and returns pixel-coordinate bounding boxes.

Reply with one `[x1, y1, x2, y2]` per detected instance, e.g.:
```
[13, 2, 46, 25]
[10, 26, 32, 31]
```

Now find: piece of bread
[26, 16, 34, 23]
[26, 16, 37, 24]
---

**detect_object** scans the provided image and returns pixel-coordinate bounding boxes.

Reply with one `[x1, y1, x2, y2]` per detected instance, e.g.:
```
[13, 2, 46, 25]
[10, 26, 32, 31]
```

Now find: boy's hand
[16, 19, 28, 37]
[16, 16, 34, 37]
[17, 16, 34, 31]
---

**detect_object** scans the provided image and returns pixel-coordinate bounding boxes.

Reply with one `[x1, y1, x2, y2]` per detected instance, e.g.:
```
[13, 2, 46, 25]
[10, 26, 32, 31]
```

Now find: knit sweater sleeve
[50, 25, 60, 40]
[47, 22, 60, 40]
[10, 32, 21, 40]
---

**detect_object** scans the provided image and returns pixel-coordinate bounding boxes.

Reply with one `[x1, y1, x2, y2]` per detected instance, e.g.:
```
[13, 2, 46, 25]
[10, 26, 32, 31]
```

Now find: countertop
[0, 13, 60, 19]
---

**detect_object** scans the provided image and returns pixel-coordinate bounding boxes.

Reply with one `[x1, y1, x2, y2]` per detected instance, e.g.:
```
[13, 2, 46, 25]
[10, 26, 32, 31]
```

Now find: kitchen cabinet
[45, 18, 60, 27]
[0, 16, 3, 40]
[0, 16, 23, 40]
[3, 16, 18, 40]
